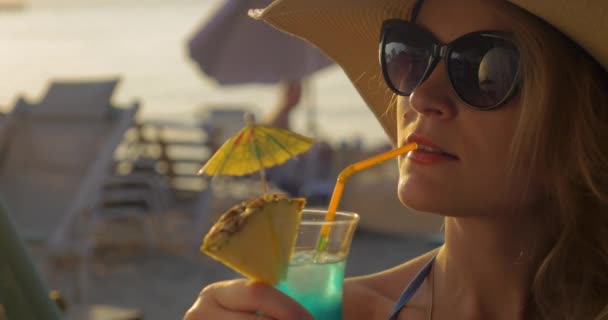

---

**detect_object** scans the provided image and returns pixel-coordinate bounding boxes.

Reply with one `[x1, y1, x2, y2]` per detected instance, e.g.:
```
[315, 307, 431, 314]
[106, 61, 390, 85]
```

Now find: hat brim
[252, 0, 414, 144]
[508, 0, 608, 72]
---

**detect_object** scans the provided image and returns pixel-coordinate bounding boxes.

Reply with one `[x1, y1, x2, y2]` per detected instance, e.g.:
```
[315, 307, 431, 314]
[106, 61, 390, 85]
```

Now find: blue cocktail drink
[276, 210, 359, 320]
[277, 251, 346, 320]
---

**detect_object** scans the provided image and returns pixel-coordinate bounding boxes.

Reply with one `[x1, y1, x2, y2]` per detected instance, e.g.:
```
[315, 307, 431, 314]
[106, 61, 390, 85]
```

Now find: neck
[433, 213, 552, 320]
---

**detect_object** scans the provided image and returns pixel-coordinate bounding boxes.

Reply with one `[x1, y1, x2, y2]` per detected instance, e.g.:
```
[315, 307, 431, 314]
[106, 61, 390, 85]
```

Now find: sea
[0, 0, 389, 146]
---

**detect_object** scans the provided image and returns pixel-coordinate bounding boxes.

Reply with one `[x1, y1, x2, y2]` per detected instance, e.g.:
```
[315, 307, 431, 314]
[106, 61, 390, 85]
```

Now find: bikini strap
[387, 254, 437, 320]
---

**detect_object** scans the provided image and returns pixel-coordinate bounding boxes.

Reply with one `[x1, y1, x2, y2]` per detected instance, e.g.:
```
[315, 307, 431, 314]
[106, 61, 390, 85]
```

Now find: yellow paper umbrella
[198, 114, 314, 193]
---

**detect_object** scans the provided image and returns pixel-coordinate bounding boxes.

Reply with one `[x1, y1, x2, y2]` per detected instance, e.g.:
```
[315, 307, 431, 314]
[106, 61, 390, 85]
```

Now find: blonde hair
[506, 6, 608, 320]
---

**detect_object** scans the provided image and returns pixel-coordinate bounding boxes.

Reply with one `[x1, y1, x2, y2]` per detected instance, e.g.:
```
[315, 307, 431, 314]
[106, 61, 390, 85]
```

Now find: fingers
[214, 280, 311, 319]
[184, 279, 313, 320]
[184, 307, 274, 320]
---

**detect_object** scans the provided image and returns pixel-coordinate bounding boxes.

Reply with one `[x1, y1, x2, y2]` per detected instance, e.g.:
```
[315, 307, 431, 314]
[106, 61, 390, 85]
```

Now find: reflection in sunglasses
[478, 48, 518, 101]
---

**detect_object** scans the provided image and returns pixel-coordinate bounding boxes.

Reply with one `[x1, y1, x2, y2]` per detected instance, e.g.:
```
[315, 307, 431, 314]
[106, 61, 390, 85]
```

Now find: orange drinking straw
[315, 142, 418, 253]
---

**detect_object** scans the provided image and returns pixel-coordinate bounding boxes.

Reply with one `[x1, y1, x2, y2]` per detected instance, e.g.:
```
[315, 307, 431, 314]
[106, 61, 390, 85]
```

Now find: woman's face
[397, 0, 537, 216]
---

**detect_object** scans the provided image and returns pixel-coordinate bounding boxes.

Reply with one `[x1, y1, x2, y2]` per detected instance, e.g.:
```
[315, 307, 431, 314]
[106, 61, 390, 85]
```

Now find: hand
[281, 80, 302, 112]
[183, 279, 313, 320]
[265, 80, 303, 129]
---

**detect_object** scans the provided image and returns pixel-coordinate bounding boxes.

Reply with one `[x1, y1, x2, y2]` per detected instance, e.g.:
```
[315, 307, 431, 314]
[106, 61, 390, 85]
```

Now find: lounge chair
[0, 77, 141, 310]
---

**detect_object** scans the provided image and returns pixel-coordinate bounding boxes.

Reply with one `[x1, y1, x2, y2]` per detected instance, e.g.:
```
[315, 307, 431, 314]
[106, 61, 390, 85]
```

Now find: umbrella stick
[254, 145, 269, 193]
[259, 168, 269, 194]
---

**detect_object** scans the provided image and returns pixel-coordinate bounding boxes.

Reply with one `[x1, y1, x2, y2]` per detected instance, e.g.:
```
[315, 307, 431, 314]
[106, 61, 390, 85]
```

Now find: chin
[397, 176, 444, 213]
[397, 176, 471, 216]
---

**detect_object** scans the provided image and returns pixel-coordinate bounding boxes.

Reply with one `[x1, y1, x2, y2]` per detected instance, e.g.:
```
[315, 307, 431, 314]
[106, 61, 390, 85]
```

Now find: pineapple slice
[201, 193, 305, 284]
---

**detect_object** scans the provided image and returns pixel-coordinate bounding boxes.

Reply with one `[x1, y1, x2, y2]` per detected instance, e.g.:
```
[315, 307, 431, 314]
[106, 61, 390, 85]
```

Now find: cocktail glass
[276, 209, 359, 320]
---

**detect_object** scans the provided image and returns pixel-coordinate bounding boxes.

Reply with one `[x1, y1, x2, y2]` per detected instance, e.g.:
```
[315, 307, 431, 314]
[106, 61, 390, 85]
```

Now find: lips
[405, 134, 459, 160]
[415, 144, 459, 159]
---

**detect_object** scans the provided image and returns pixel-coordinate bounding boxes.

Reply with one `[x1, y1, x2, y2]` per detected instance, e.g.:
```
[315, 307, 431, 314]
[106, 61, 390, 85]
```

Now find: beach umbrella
[198, 113, 314, 193]
[188, 0, 333, 85]
[187, 0, 334, 136]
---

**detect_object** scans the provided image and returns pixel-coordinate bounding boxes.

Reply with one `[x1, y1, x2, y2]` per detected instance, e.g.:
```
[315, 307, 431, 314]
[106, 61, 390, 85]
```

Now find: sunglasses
[380, 19, 521, 110]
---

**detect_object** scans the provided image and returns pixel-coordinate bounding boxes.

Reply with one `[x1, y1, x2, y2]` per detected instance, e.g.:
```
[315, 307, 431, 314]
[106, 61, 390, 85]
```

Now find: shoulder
[342, 248, 440, 320]
[350, 248, 439, 299]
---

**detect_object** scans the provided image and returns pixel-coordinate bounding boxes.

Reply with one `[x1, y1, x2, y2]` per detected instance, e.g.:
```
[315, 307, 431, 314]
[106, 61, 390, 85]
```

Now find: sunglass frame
[379, 19, 522, 110]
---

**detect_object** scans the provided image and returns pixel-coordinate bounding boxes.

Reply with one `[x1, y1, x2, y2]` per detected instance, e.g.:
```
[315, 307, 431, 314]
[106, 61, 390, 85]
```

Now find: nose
[408, 62, 458, 120]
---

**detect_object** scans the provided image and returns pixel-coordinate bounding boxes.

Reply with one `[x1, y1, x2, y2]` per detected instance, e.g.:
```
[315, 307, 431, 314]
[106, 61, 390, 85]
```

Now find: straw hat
[251, 0, 608, 143]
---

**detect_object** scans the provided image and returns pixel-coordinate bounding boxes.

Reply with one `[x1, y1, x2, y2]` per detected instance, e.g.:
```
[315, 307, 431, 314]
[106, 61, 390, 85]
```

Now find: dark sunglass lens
[383, 26, 433, 95]
[449, 36, 519, 108]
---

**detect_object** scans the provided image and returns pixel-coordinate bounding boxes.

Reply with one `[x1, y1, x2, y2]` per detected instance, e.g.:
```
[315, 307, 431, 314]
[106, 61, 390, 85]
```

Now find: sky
[0, 0, 389, 145]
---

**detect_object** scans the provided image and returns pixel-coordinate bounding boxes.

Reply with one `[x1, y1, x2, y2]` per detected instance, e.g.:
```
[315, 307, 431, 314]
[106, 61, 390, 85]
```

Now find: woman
[184, 0, 608, 319]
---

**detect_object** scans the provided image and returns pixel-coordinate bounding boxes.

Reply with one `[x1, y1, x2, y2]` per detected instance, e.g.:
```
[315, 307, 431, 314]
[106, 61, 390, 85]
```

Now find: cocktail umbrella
[198, 113, 314, 194]
[187, 0, 334, 135]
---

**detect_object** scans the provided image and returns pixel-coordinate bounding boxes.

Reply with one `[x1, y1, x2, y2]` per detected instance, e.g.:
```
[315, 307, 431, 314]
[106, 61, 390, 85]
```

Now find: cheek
[396, 97, 411, 169]
[396, 96, 410, 143]
[396, 107, 531, 214]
